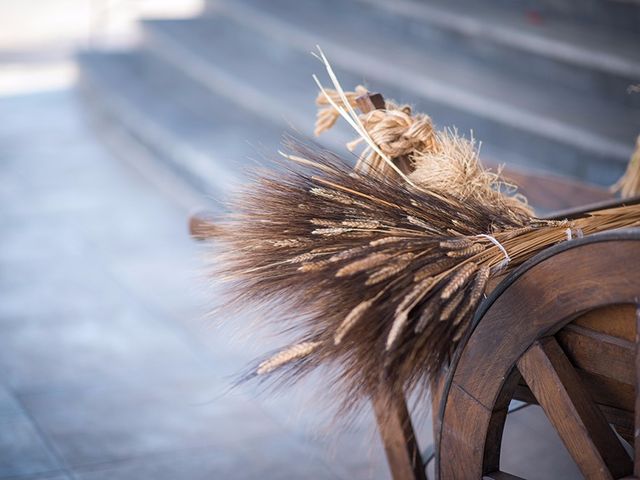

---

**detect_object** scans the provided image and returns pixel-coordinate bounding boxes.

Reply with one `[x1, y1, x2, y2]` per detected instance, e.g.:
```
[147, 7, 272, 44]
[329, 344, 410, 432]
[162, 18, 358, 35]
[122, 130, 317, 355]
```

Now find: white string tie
[477, 234, 510, 273]
[565, 227, 584, 240]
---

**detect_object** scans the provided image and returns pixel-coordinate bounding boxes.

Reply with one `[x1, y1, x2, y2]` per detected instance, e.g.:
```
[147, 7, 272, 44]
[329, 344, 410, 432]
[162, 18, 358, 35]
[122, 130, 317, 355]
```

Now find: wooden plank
[516, 365, 635, 413]
[557, 323, 635, 386]
[371, 387, 426, 480]
[577, 370, 636, 412]
[513, 383, 635, 444]
[439, 382, 493, 479]
[518, 337, 632, 479]
[545, 195, 640, 220]
[429, 374, 446, 478]
[635, 306, 640, 476]
[572, 304, 636, 342]
[600, 404, 635, 445]
[355, 92, 385, 113]
[452, 240, 640, 409]
[504, 168, 612, 212]
[438, 237, 640, 477]
[483, 368, 522, 473]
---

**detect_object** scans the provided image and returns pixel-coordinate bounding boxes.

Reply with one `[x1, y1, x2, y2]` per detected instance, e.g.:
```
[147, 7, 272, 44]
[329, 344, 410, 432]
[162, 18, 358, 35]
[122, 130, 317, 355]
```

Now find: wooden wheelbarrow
[190, 191, 640, 479]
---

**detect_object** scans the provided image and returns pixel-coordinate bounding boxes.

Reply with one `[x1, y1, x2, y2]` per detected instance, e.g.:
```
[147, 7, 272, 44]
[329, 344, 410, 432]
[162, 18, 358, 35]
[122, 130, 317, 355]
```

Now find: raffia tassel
[611, 134, 640, 199]
[256, 341, 322, 375]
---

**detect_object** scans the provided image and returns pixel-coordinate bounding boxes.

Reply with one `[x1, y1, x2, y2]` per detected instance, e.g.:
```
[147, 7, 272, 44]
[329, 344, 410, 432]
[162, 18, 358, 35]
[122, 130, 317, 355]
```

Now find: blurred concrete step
[77, 50, 289, 200]
[353, 0, 640, 107]
[487, 0, 640, 33]
[142, 11, 639, 185]
[140, 17, 358, 149]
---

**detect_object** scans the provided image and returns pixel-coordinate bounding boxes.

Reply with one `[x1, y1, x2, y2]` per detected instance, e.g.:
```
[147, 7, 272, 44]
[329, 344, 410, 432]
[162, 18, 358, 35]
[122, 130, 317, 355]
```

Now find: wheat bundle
[211, 50, 640, 408]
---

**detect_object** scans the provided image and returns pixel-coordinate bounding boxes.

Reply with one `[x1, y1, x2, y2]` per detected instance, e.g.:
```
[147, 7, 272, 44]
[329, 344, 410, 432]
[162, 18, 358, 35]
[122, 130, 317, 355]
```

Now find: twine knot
[315, 87, 439, 175]
[477, 234, 510, 274]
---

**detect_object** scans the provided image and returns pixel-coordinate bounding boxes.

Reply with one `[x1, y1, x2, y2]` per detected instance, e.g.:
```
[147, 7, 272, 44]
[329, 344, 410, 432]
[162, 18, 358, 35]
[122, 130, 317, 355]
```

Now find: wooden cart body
[376, 198, 640, 479]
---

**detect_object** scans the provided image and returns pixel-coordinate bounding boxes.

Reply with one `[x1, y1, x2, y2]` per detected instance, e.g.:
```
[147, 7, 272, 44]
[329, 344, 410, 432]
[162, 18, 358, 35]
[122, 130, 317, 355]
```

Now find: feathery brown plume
[214, 138, 640, 410]
[211, 51, 640, 411]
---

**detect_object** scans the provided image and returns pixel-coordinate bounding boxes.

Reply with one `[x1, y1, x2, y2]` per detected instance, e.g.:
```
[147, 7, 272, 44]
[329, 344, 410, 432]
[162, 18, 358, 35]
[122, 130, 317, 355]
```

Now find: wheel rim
[435, 229, 640, 479]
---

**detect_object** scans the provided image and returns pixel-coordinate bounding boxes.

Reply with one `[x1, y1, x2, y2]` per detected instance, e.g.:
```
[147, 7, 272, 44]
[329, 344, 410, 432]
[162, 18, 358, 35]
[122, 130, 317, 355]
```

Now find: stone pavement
[0, 84, 584, 479]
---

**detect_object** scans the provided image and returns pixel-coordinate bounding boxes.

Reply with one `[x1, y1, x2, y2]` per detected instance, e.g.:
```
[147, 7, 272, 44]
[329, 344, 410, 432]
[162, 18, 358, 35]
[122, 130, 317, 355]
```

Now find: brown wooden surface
[482, 472, 526, 480]
[483, 368, 522, 473]
[556, 324, 635, 386]
[518, 337, 631, 479]
[438, 383, 493, 479]
[437, 234, 640, 478]
[371, 387, 426, 480]
[635, 307, 640, 476]
[573, 305, 636, 342]
[575, 371, 635, 412]
[355, 92, 385, 113]
[451, 239, 640, 409]
[502, 167, 611, 212]
[513, 381, 635, 444]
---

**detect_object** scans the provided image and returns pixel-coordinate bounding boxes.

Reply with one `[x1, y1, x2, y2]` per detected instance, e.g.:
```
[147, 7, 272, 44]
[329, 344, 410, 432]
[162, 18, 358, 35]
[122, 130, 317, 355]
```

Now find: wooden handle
[355, 92, 385, 114]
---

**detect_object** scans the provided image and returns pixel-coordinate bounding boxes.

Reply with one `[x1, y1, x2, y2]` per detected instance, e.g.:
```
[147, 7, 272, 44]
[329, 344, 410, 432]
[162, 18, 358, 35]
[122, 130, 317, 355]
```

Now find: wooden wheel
[435, 229, 640, 479]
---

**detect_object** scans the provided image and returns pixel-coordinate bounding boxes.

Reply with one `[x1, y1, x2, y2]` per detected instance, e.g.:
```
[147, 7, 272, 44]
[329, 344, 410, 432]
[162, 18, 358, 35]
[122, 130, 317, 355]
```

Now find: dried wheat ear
[210, 50, 640, 410]
[213, 138, 640, 409]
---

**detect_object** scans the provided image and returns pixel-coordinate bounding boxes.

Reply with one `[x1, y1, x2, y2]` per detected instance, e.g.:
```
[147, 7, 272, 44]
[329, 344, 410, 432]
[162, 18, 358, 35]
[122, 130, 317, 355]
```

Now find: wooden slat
[483, 368, 522, 473]
[516, 366, 634, 414]
[429, 373, 447, 478]
[556, 323, 635, 386]
[634, 306, 640, 476]
[513, 383, 635, 444]
[355, 92, 385, 113]
[438, 237, 640, 477]
[572, 304, 636, 342]
[439, 383, 493, 479]
[451, 240, 640, 409]
[576, 370, 636, 412]
[505, 168, 610, 212]
[371, 387, 426, 480]
[517, 337, 632, 479]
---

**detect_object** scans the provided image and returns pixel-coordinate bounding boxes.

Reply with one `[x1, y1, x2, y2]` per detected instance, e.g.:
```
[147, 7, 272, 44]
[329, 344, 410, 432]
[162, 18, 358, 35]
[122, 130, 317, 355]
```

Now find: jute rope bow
[315, 87, 439, 176]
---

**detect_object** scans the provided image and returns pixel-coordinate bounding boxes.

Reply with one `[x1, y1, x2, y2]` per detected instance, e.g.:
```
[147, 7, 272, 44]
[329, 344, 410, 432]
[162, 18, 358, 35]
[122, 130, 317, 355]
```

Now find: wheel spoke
[372, 386, 426, 480]
[517, 337, 632, 479]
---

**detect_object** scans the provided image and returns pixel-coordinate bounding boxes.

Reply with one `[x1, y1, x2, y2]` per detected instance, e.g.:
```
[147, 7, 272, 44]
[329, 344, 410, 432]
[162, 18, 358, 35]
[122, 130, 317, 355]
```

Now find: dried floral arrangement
[208, 50, 640, 409]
